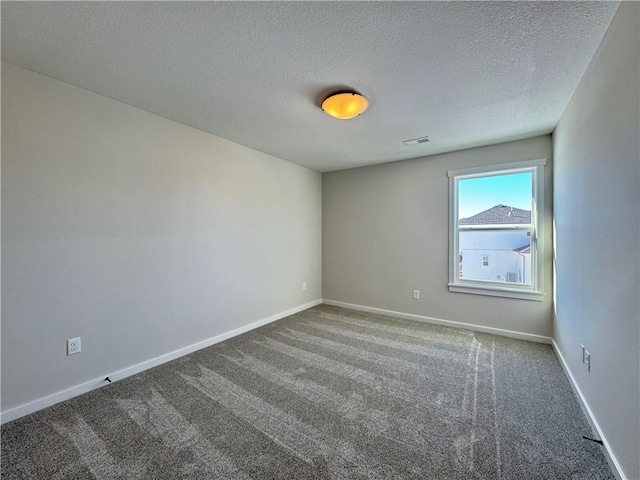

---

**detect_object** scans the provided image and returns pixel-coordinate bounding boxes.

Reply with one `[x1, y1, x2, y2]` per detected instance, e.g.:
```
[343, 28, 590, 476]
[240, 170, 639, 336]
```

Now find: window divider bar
[459, 225, 533, 231]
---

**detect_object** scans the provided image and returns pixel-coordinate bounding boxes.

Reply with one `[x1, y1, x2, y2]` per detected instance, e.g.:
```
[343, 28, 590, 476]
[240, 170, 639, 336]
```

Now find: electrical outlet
[413, 290, 420, 299]
[585, 351, 591, 372]
[580, 344, 586, 363]
[67, 337, 81, 356]
[302, 282, 307, 291]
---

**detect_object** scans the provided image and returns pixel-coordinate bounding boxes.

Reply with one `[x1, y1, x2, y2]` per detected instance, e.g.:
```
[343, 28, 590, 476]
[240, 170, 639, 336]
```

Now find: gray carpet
[2, 305, 613, 479]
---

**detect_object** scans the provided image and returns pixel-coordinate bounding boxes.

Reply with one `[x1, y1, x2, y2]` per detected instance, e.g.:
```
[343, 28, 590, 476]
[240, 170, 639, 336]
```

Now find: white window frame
[448, 158, 546, 301]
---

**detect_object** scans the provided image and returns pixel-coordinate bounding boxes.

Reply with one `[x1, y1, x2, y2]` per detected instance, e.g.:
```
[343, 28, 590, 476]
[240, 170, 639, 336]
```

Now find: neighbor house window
[448, 159, 546, 301]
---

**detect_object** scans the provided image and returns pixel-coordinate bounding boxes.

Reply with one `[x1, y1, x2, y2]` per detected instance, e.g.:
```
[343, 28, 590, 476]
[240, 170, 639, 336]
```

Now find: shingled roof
[460, 204, 531, 225]
[514, 244, 531, 254]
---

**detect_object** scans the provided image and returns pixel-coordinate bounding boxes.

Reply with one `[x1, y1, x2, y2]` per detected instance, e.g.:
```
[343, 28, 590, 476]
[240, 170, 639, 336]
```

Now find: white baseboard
[322, 299, 552, 344]
[551, 340, 625, 480]
[0, 299, 322, 425]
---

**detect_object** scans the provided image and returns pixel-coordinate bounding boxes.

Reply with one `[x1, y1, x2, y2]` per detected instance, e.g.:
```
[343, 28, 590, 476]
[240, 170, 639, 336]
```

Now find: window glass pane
[449, 161, 544, 298]
[458, 172, 532, 223]
[459, 230, 532, 285]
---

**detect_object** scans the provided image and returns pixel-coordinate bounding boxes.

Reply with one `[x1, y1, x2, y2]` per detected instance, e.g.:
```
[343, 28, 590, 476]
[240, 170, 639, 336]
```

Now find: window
[448, 159, 546, 301]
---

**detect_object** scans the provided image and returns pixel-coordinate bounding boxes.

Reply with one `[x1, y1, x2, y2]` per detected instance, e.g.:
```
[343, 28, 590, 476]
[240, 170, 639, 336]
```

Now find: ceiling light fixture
[321, 92, 369, 120]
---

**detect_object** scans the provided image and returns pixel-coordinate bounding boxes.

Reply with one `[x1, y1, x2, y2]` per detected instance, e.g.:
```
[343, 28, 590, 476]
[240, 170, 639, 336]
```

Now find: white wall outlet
[413, 290, 420, 299]
[585, 351, 591, 372]
[580, 344, 586, 363]
[302, 282, 307, 290]
[67, 337, 81, 356]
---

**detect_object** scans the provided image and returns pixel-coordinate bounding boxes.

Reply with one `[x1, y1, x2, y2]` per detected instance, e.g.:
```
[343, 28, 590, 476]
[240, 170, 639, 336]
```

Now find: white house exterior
[458, 205, 531, 285]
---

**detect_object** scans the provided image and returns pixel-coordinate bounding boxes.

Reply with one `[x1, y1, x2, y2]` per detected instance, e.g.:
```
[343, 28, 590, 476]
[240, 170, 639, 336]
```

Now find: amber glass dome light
[321, 92, 369, 120]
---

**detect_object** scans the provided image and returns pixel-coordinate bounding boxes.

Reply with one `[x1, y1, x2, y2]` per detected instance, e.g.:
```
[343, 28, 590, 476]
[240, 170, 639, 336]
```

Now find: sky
[458, 172, 532, 220]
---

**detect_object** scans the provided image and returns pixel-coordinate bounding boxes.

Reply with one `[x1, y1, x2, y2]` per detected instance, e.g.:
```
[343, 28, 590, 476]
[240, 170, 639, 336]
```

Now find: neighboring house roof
[459, 204, 531, 225]
[514, 244, 531, 254]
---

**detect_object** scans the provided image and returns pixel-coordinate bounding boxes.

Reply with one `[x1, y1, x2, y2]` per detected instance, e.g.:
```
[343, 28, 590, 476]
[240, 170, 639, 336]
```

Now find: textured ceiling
[1, 2, 619, 172]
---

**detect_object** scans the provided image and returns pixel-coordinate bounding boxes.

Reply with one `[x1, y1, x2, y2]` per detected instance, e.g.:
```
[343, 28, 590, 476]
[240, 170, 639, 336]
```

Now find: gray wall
[1, 62, 322, 412]
[553, 2, 640, 478]
[323, 136, 553, 337]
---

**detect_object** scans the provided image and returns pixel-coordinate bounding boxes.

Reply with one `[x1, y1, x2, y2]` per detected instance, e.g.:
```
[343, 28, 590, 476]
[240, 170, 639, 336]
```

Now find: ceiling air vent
[402, 136, 431, 146]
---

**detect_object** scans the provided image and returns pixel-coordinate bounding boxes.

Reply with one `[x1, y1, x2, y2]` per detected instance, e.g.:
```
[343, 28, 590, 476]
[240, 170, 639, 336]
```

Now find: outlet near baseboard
[67, 337, 81, 356]
[585, 350, 591, 372]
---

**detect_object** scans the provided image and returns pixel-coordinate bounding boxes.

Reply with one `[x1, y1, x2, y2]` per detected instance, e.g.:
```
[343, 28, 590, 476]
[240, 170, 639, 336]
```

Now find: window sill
[448, 283, 544, 301]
